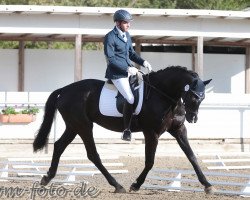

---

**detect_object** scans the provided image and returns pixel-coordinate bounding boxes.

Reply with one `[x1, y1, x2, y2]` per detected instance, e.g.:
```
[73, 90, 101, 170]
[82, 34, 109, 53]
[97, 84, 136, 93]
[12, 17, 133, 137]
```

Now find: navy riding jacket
[104, 27, 144, 79]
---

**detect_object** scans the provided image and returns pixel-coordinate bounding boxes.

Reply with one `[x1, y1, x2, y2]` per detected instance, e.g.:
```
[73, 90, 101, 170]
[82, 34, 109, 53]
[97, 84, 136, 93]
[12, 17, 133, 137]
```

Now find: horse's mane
[152, 66, 199, 79]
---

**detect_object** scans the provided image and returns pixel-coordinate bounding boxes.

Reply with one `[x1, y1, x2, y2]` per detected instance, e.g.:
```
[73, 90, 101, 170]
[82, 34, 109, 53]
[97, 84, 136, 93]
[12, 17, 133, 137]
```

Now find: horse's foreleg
[171, 125, 214, 194]
[41, 128, 76, 186]
[130, 132, 158, 192]
[81, 132, 126, 193]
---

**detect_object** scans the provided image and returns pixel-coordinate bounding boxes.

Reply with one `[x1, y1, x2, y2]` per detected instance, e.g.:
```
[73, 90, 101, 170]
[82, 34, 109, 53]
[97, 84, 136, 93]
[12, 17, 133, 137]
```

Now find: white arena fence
[142, 153, 250, 197]
[0, 92, 250, 142]
[142, 168, 250, 197]
[0, 156, 128, 185]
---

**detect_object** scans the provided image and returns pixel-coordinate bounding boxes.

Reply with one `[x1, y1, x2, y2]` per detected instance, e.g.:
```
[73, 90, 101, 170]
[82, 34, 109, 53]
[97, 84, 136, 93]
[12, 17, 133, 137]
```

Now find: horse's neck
[147, 71, 191, 99]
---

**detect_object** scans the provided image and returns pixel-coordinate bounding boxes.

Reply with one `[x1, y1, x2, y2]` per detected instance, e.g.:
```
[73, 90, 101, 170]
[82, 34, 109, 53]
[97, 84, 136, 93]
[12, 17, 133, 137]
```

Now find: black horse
[33, 66, 214, 194]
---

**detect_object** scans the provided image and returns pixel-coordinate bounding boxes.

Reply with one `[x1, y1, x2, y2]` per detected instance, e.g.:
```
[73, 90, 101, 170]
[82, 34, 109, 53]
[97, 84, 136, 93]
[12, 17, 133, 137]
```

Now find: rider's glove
[127, 67, 139, 76]
[143, 60, 152, 72]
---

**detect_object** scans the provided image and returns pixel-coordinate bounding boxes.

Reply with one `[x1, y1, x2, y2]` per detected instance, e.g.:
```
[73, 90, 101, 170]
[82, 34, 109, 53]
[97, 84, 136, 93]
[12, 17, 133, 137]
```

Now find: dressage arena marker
[202, 154, 250, 171]
[0, 156, 128, 184]
[200, 153, 250, 197]
[142, 168, 250, 197]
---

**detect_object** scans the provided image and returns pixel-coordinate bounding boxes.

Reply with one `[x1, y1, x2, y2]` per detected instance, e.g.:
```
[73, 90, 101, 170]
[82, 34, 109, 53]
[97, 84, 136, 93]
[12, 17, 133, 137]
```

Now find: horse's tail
[33, 88, 61, 152]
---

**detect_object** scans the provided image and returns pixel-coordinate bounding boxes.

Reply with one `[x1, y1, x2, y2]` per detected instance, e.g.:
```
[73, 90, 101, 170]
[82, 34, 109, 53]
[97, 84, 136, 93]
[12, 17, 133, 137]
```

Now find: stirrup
[121, 129, 131, 141]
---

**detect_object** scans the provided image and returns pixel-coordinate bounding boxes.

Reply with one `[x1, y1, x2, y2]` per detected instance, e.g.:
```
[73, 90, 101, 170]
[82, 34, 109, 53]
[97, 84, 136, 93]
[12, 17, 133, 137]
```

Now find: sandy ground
[0, 152, 250, 200]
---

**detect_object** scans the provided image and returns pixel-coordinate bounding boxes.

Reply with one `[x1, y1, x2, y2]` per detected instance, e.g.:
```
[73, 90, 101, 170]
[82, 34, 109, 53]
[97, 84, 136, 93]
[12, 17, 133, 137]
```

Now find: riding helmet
[113, 9, 133, 22]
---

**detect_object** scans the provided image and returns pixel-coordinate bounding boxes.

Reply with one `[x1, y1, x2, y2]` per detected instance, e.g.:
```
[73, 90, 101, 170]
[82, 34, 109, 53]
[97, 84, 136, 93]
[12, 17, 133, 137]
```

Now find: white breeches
[112, 77, 134, 104]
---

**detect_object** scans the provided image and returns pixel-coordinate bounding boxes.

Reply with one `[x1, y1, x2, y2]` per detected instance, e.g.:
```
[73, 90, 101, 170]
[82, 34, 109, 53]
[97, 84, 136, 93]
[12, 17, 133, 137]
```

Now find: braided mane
[153, 66, 199, 79]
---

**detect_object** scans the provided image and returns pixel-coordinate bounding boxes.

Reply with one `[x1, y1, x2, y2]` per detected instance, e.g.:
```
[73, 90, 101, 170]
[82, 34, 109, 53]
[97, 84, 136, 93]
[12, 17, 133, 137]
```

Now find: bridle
[138, 71, 205, 107]
[181, 79, 205, 106]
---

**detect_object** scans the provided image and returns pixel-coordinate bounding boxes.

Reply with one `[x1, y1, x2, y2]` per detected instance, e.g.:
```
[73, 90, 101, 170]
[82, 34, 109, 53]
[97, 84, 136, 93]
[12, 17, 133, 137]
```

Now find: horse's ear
[192, 79, 198, 86]
[203, 79, 212, 86]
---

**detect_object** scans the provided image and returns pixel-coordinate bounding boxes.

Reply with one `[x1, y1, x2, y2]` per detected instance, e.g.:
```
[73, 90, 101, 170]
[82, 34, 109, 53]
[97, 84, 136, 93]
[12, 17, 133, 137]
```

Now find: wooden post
[135, 40, 141, 69]
[195, 36, 204, 79]
[192, 45, 195, 71]
[246, 47, 250, 94]
[18, 41, 25, 91]
[74, 34, 82, 82]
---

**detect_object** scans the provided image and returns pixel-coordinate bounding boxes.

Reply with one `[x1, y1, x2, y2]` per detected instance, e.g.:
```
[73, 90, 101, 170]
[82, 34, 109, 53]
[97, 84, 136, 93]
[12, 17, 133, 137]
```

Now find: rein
[138, 71, 177, 104]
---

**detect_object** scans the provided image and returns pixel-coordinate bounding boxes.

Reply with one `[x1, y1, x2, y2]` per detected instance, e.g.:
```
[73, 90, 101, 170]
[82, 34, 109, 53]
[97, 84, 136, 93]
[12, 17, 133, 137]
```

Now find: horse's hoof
[204, 186, 215, 194]
[129, 183, 140, 192]
[40, 175, 50, 186]
[114, 187, 126, 193]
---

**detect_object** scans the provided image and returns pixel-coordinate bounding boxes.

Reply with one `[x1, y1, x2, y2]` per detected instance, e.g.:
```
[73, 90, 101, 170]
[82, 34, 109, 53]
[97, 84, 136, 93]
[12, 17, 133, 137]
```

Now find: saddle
[99, 75, 144, 117]
[109, 75, 140, 114]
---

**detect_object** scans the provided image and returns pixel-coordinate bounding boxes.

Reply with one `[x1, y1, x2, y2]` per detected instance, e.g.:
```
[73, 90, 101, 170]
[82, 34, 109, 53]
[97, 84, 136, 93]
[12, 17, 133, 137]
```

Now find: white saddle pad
[99, 81, 144, 117]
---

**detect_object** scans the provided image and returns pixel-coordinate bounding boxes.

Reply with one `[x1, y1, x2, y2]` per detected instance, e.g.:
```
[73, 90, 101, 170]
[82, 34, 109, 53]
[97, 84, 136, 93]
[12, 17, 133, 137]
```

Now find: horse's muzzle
[185, 112, 198, 123]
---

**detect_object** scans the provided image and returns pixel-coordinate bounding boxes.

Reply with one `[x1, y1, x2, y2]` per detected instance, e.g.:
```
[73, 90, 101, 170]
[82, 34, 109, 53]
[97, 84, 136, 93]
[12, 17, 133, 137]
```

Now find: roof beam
[184, 37, 196, 41]
[236, 38, 249, 43]
[137, 38, 250, 47]
[82, 36, 103, 42]
[133, 14, 143, 17]
[218, 16, 227, 19]
[204, 40, 250, 47]
[20, 33, 33, 38]
[47, 34, 61, 39]
[132, 36, 144, 42]
[0, 35, 104, 42]
[13, 11, 24, 14]
[101, 13, 112, 16]
[188, 15, 199, 18]
[208, 37, 226, 42]
[0, 35, 249, 47]
[157, 36, 172, 40]
[138, 39, 195, 45]
[0, 35, 73, 42]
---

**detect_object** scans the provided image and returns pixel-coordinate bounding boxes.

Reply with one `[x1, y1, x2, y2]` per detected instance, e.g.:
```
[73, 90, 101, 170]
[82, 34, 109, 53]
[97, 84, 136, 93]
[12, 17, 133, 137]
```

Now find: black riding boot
[121, 101, 133, 141]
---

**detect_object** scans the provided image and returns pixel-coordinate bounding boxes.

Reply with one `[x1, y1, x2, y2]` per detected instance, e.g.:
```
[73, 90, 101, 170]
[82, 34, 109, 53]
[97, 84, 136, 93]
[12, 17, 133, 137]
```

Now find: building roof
[0, 5, 249, 46]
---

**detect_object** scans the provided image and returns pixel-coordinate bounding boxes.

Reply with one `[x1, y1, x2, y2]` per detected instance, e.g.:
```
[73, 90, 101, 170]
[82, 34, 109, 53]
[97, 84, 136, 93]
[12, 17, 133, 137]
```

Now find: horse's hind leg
[41, 127, 76, 186]
[79, 125, 126, 193]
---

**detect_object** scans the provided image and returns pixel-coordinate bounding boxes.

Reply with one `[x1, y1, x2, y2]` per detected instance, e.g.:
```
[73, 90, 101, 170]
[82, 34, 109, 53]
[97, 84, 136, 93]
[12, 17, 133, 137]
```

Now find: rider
[104, 9, 152, 141]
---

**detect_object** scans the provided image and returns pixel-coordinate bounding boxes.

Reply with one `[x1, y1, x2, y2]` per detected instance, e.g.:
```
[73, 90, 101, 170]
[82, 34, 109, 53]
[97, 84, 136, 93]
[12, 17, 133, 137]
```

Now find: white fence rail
[0, 156, 128, 184]
[142, 168, 250, 197]
[0, 92, 250, 142]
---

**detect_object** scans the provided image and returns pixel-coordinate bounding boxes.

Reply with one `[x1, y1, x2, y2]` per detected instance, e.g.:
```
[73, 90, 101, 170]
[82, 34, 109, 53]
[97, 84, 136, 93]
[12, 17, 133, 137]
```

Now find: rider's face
[117, 21, 130, 32]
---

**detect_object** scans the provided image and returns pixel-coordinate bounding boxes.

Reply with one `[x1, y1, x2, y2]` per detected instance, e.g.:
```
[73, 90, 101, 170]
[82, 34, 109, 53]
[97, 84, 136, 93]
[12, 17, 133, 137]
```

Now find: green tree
[0, 41, 19, 49]
[0, 0, 249, 9]
[176, 0, 249, 10]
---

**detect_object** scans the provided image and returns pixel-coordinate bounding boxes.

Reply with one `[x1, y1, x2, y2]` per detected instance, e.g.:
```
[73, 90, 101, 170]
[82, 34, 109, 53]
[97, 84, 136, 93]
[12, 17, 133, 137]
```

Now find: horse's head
[182, 78, 212, 123]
